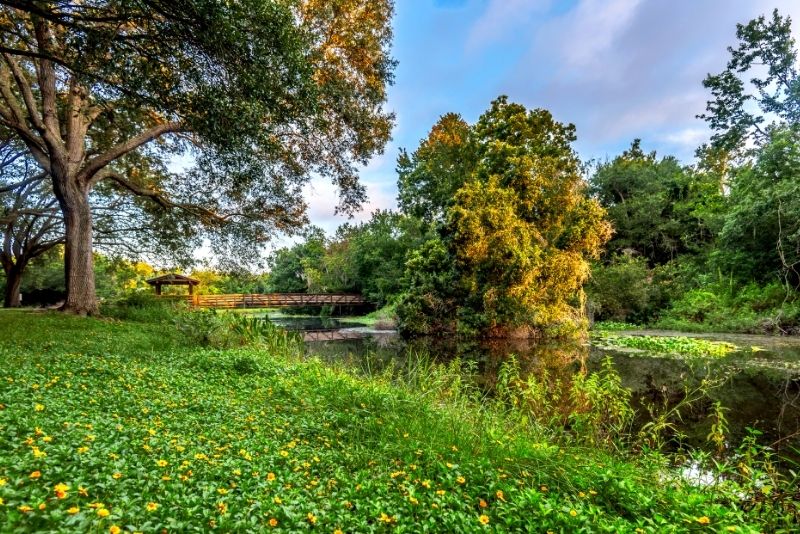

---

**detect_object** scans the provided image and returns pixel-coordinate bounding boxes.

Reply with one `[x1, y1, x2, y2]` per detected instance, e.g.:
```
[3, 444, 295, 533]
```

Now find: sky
[299, 0, 800, 238]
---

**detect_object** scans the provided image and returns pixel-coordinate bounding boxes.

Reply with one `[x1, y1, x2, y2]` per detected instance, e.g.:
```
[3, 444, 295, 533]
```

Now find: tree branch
[80, 121, 183, 184]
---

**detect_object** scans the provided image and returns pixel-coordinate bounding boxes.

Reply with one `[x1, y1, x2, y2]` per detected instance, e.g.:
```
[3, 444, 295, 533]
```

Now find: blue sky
[301, 0, 800, 236]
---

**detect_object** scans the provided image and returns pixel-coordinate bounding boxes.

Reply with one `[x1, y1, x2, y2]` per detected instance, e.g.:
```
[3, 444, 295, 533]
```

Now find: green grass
[0, 310, 794, 532]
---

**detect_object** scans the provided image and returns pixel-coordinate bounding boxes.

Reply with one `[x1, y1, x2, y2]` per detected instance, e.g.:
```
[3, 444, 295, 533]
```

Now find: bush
[102, 292, 186, 323]
[587, 255, 660, 323]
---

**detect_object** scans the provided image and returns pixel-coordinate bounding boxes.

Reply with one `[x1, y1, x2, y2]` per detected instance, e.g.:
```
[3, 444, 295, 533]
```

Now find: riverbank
[0, 310, 796, 531]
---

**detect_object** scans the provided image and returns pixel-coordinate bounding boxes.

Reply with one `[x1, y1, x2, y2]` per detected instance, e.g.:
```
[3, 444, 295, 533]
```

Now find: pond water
[267, 314, 800, 460]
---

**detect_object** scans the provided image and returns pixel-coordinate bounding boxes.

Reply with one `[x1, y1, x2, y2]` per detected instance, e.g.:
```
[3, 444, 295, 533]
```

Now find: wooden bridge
[168, 293, 367, 309]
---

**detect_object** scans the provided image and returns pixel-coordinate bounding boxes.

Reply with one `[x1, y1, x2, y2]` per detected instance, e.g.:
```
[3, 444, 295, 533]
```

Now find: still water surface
[268, 315, 800, 458]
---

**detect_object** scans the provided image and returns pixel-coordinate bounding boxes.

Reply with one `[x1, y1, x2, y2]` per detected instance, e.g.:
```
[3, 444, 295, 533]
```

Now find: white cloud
[661, 127, 708, 149]
[556, 0, 642, 69]
[466, 0, 549, 51]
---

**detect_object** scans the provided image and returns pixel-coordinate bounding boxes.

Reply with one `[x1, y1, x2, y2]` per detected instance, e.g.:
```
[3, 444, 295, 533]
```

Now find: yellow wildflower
[216, 502, 228, 514]
[146, 502, 159, 512]
[97, 508, 110, 518]
[109, 526, 121, 534]
[273, 496, 282, 504]
[112, 473, 123, 480]
[18, 505, 33, 513]
[479, 499, 488, 508]
[217, 488, 229, 495]
[495, 490, 505, 501]
[269, 518, 278, 527]
[456, 476, 466, 485]
[696, 516, 711, 525]
[156, 459, 168, 467]
[569, 510, 577, 517]
[67, 506, 80, 514]
[479, 514, 490, 525]
[34, 403, 44, 412]
[38, 503, 46, 510]
[29, 471, 41, 479]
[78, 486, 89, 497]
[267, 472, 276, 482]
[307, 512, 317, 524]
[54, 482, 70, 499]
[379, 513, 395, 524]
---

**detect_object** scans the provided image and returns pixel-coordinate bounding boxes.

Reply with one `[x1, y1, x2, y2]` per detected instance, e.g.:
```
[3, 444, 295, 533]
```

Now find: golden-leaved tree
[398, 97, 611, 337]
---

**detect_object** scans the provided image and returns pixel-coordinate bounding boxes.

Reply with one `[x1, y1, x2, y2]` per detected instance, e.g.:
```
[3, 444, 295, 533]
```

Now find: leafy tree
[396, 113, 475, 223]
[0, 139, 61, 306]
[328, 211, 425, 305]
[587, 255, 658, 323]
[590, 140, 721, 266]
[718, 127, 800, 286]
[267, 227, 326, 293]
[398, 97, 611, 337]
[0, 0, 395, 314]
[700, 9, 799, 154]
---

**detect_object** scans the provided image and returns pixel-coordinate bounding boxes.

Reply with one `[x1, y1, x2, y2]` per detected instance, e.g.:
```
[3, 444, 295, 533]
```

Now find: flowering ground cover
[0, 310, 790, 532]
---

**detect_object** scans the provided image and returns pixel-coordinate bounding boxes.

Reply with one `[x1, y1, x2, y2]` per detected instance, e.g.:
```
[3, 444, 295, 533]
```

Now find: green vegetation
[0, 310, 798, 532]
[594, 334, 739, 358]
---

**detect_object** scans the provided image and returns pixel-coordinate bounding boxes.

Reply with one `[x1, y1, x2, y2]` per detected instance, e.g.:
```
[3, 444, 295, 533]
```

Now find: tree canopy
[397, 97, 611, 337]
[0, 0, 395, 313]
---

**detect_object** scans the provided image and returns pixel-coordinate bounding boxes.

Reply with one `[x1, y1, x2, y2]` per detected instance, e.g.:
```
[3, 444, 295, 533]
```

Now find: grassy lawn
[0, 310, 791, 532]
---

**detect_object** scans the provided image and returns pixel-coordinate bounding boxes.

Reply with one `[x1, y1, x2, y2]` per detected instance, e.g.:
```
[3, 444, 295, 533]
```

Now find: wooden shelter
[146, 273, 200, 295]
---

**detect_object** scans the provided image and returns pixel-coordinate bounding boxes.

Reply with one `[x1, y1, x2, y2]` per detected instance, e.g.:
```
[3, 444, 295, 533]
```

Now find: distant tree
[267, 227, 327, 293]
[0, 0, 395, 314]
[700, 9, 799, 154]
[336, 211, 425, 305]
[590, 140, 721, 266]
[0, 140, 61, 307]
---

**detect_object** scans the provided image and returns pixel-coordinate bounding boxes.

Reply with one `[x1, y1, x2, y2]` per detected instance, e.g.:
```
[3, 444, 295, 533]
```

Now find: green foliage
[102, 292, 186, 323]
[718, 127, 800, 283]
[398, 97, 611, 337]
[590, 140, 722, 266]
[592, 321, 640, 331]
[655, 278, 800, 334]
[595, 334, 738, 358]
[396, 239, 459, 336]
[1, 311, 798, 531]
[587, 255, 662, 323]
[266, 213, 425, 308]
[700, 9, 799, 153]
[267, 227, 327, 293]
[397, 113, 476, 223]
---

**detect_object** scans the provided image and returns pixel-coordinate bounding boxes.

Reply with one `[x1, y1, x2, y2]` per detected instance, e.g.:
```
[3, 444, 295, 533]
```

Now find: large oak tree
[0, 0, 394, 314]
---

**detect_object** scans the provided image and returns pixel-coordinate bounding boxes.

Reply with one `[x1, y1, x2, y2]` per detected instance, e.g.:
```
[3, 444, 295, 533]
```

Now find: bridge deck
[165, 293, 366, 309]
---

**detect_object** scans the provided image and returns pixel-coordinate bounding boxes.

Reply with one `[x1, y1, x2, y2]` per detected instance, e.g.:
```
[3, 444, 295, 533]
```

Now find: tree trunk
[3, 263, 24, 308]
[57, 181, 98, 315]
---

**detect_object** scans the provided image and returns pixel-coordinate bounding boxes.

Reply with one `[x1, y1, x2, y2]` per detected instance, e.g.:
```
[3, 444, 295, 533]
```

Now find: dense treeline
[268, 9, 800, 336]
[5, 9, 800, 337]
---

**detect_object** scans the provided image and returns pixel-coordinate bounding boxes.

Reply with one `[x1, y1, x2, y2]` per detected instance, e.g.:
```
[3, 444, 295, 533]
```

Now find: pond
[267, 313, 800, 461]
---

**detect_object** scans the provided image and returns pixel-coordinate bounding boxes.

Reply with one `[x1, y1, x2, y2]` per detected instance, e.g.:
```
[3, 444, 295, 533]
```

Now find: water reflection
[266, 314, 800, 459]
